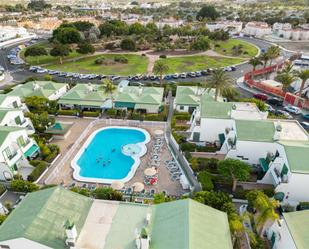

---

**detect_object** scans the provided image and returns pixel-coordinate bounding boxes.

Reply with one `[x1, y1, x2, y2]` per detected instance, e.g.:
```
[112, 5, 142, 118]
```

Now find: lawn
[45, 54, 149, 76]
[212, 39, 259, 58]
[161, 55, 245, 74]
[20, 41, 81, 66]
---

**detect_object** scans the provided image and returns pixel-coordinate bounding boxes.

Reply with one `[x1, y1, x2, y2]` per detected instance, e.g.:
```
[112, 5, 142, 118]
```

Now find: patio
[41, 117, 187, 197]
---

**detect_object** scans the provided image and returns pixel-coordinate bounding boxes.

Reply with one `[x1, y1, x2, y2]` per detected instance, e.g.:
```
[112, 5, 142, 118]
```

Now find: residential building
[277, 28, 309, 41]
[206, 21, 243, 35]
[242, 22, 272, 38]
[0, 187, 233, 249]
[174, 86, 224, 113]
[267, 210, 309, 249]
[59, 83, 112, 111]
[0, 94, 26, 111]
[115, 85, 164, 113]
[188, 98, 309, 204]
[273, 23, 292, 34]
[7, 81, 69, 101]
[0, 108, 34, 134]
[0, 126, 39, 181]
[0, 26, 36, 49]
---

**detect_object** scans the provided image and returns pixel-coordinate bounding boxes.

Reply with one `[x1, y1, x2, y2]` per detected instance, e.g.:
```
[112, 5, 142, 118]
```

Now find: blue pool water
[77, 128, 146, 180]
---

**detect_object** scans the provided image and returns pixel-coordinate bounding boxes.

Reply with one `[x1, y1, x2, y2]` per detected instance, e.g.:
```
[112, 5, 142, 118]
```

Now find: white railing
[44, 118, 167, 184]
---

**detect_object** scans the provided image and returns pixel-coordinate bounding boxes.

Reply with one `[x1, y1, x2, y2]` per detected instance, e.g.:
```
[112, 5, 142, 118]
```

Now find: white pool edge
[71, 126, 151, 184]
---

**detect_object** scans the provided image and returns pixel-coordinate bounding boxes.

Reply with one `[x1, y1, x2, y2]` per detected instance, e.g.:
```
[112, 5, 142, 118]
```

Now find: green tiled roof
[283, 210, 309, 249]
[279, 141, 309, 174]
[150, 199, 233, 249]
[201, 99, 233, 119]
[0, 187, 93, 249]
[115, 86, 163, 105]
[7, 81, 67, 99]
[0, 126, 24, 144]
[59, 84, 109, 107]
[0, 94, 8, 105]
[235, 120, 275, 142]
[175, 86, 216, 106]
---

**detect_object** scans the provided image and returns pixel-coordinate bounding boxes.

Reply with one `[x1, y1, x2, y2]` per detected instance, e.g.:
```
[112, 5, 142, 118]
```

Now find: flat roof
[275, 121, 309, 141]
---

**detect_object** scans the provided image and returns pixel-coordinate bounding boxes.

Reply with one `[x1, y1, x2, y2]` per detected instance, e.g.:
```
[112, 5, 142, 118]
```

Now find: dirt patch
[147, 50, 201, 56]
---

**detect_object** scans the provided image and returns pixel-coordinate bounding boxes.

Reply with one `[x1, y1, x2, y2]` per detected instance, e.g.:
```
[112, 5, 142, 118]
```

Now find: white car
[284, 105, 301, 115]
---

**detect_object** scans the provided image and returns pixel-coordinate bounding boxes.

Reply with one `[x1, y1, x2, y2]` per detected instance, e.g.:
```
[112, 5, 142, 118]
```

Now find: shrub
[120, 38, 136, 51]
[198, 171, 214, 191]
[114, 55, 128, 63]
[82, 111, 100, 117]
[159, 54, 167, 59]
[95, 57, 105, 65]
[58, 109, 78, 116]
[70, 187, 91, 197]
[0, 215, 6, 225]
[263, 188, 275, 197]
[92, 187, 123, 200]
[180, 142, 196, 152]
[28, 160, 48, 182]
[106, 108, 117, 117]
[11, 180, 39, 192]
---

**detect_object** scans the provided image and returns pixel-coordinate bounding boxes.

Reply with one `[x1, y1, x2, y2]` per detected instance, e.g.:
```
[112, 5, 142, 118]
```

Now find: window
[14, 116, 21, 125]
[17, 136, 25, 147]
[2, 147, 12, 160]
[179, 106, 184, 110]
[12, 101, 18, 108]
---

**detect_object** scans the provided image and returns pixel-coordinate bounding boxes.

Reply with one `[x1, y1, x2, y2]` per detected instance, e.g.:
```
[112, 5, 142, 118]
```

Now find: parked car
[188, 72, 196, 77]
[302, 113, 309, 120]
[172, 73, 179, 79]
[265, 104, 275, 113]
[267, 98, 283, 106]
[300, 122, 309, 130]
[111, 76, 120, 81]
[195, 71, 202, 77]
[231, 66, 236, 71]
[284, 105, 301, 115]
[201, 70, 209, 76]
[149, 75, 157, 81]
[36, 68, 48, 74]
[164, 75, 172, 80]
[253, 93, 268, 101]
[276, 110, 293, 119]
[180, 73, 187, 78]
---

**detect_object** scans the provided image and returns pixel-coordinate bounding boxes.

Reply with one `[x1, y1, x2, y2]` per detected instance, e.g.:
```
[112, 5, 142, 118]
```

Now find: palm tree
[101, 79, 117, 108]
[206, 68, 232, 101]
[259, 52, 270, 68]
[248, 57, 262, 71]
[267, 45, 281, 66]
[153, 60, 169, 86]
[275, 63, 295, 90]
[294, 70, 309, 96]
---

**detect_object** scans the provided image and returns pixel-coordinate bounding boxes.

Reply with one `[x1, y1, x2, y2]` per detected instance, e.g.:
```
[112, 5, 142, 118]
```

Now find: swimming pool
[71, 127, 150, 184]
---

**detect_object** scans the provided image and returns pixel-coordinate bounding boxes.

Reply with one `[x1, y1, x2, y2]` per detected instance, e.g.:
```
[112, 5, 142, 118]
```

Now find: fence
[44, 118, 167, 184]
[166, 129, 201, 192]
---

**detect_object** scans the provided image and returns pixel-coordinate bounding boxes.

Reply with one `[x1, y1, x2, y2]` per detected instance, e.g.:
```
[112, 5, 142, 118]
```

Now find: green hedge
[197, 171, 214, 191]
[28, 160, 48, 182]
[82, 111, 100, 117]
[58, 109, 78, 116]
[11, 180, 39, 192]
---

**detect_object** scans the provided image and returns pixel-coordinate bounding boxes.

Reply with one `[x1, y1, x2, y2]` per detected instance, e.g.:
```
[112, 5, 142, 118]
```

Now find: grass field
[212, 39, 259, 58]
[160, 55, 245, 74]
[45, 54, 149, 76]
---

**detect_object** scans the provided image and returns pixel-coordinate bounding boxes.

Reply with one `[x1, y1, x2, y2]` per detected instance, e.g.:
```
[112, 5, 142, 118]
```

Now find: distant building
[206, 21, 243, 35]
[0, 187, 233, 249]
[242, 22, 272, 38]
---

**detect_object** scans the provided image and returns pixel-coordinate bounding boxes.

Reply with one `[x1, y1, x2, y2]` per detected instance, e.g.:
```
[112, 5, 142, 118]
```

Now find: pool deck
[40, 117, 186, 197]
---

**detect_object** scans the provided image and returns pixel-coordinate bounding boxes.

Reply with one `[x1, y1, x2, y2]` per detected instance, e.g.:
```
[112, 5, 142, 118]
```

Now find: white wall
[48, 85, 68, 101]
[226, 140, 278, 164]
[0, 238, 52, 249]
[0, 96, 22, 109]
[267, 219, 297, 249]
[199, 118, 234, 142]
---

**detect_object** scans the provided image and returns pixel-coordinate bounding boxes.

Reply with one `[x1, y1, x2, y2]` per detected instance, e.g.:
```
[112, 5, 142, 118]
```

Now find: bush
[28, 160, 48, 182]
[298, 202, 309, 210]
[82, 111, 100, 117]
[180, 142, 196, 152]
[263, 188, 275, 197]
[191, 158, 219, 172]
[106, 108, 117, 117]
[24, 46, 48, 57]
[58, 109, 78, 116]
[11, 180, 39, 192]
[159, 54, 167, 59]
[95, 57, 105, 65]
[198, 171, 214, 191]
[114, 55, 128, 63]
[92, 187, 123, 200]
[120, 38, 136, 51]
[70, 187, 91, 197]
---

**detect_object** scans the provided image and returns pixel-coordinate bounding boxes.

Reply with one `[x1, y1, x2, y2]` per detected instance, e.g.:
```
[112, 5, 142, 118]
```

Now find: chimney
[64, 220, 78, 247]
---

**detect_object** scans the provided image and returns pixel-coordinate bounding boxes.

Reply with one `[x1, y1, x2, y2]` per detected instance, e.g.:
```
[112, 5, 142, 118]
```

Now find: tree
[77, 42, 95, 54]
[206, 68, 232, 101]
[28, 0, 51, 11]
[196, 5, 219, 21]
[129, 22, 146, 35]
[248, 57, 262, 71]
[294, 69, 309, 96]
[246, 190, 279, 235]
[24, 96, 50, 113]
[190, 36, 210, 51]
[50, 44, 70, 64]
[120, 38, 136, 51]
[11, 180, 39, 192]
[153, 60, 169, 86]
[26, 112, 55, 133]
[24, 46, 47, 57]
[275, 63, 295, 90]
[92, 187, 123, 200]
[101, 79, 117, 107]
[266, 46, 280, 66]
[218, 158, 251, 192]
[197, 171, 214, 191]
[53, 27, 81, 44]
[259, 52, 270, 68]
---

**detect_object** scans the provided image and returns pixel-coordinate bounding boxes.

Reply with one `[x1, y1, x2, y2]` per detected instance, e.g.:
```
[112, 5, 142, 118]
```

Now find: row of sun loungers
[165, 158, 183, 181]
